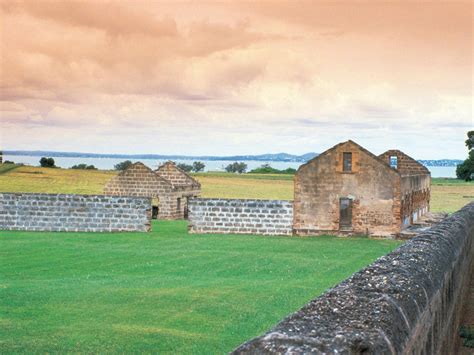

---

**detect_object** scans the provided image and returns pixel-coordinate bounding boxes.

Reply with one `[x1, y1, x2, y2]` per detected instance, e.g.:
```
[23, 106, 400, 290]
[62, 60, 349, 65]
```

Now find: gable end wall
[294, 141, 402, 237]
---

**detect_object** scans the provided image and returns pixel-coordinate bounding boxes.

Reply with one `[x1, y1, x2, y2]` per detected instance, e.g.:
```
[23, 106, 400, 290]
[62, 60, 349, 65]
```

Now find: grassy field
[0, 163, 21, 175]
[0, 220, 400, 353]
[0, 165, 116, 195]
[195, 172, 294, 200]
[0, 165, 472, 212]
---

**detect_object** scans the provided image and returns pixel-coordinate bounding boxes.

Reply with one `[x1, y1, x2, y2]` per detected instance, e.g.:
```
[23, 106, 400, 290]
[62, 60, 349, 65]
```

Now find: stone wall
[156, 161, 201, 189]
[188, 198, 293, 236]
[233, 202, 474, 354]
[0, 193, 151, 232]
[104, 162, 173, 198]
[104, 162, 200, 220]
[379, 149, 431, 176]
[294, 141, 401, 237]
[401, 174, 431, 225]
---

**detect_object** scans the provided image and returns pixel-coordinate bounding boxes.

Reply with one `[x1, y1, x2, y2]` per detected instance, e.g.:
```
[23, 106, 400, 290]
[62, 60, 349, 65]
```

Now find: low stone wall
[188, 198, 293, 236]
[0, 193, 151, 232]
[233, 202, 474, 354]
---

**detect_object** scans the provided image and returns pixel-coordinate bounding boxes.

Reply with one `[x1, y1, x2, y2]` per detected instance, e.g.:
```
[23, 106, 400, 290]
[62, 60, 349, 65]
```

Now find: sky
[0, 1, 472, 159]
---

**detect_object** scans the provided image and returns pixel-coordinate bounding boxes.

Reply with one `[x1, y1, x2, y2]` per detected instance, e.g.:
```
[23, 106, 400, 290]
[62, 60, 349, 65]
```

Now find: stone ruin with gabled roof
[293, 140, 431, 237]
[103, 161, 201, 220]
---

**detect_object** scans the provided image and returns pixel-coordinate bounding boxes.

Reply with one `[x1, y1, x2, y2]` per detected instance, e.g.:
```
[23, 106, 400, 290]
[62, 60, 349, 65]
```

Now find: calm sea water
[3, 154, 458, 178]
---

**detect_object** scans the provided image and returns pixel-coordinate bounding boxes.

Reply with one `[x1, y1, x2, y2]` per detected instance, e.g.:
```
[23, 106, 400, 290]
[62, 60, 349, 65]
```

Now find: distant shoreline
[3, 150, 316, 163]
[2, 150, 463, 167]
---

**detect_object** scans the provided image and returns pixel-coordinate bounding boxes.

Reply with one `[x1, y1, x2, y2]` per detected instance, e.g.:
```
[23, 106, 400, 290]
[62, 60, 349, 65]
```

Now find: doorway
[151, 197, 159, 219]
[184, 197, 189, 219]
[339, 198, 352, 230]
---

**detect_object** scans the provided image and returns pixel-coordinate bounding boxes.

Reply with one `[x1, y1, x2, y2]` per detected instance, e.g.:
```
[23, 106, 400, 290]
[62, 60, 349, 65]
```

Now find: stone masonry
[233, 202, 474, 354]
[0, 192, 151, 232]
[379, 150, 431, 226]
[188, 198, 293, 236]
[155, 161, 201, 219]
[104, 161, 200, 220]
[293, 140, 431, 237]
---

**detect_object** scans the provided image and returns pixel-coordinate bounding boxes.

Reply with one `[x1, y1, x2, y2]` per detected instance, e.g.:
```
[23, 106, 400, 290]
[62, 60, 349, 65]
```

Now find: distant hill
[3, 150, 319, 163]
[417, 159, 463, 167]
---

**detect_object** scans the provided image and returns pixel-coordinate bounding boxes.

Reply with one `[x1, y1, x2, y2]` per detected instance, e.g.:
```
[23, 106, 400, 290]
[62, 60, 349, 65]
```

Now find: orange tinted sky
[0, 1, 472, 158]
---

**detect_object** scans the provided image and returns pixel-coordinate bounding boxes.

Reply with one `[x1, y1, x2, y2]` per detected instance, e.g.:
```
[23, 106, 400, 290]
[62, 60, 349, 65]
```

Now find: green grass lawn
[0, 220, 401, 353]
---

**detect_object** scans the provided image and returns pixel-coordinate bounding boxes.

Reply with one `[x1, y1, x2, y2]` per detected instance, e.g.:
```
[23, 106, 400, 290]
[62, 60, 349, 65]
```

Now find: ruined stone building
[293, 140, 430, 237]
[104, 161, 201, 220]
[155, 161, 201, 218]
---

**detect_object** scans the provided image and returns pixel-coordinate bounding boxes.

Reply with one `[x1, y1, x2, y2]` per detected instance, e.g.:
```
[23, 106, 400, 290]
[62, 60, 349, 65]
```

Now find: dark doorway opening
[151, 197, 159, 219]
[184, 197, 189, 219]
[339, 197, 352, 230]
[152, 206, 159, 219]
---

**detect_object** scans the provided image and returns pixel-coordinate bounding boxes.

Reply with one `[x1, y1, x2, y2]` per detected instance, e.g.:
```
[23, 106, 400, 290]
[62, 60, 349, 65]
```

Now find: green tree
[225, 162, 247, 173]
[177, 163, 193, 172]
[466, 131, 474, 150]
[114, 160, 133, 171]
[39, 157, 56, 168]
[192, 161, 205, 172]
[456, 131, 474, 181]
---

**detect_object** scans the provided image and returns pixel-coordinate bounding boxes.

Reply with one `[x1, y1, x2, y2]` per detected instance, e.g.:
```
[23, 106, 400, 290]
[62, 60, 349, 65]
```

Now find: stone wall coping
[0, 192, 151, 200]
[400, 173, 432, 178]
[190, 197, 293, 203]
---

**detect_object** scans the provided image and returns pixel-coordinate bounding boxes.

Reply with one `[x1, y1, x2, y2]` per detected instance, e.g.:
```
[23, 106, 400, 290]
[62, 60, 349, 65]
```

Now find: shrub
[460, 325, 474, 348]
[3, 160, 14, 164]
[114, 160, 133, 171]
[177, 163, 193, 172]
[71, 164, 97, 170]
[39, 157, 56, 168]
[249, 164, 296, 174]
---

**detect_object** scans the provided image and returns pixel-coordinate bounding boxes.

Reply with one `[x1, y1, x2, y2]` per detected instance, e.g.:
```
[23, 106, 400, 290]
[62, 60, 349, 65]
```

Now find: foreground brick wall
[188, 198, 293, 236]
[0, 193, 151, 232]
[233, 202, 474, 354]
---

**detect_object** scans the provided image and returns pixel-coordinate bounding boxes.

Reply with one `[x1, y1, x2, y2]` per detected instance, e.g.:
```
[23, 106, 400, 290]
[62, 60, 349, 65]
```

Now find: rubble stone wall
[233, 202, 474, 354]
[0, 193, 151, 232]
